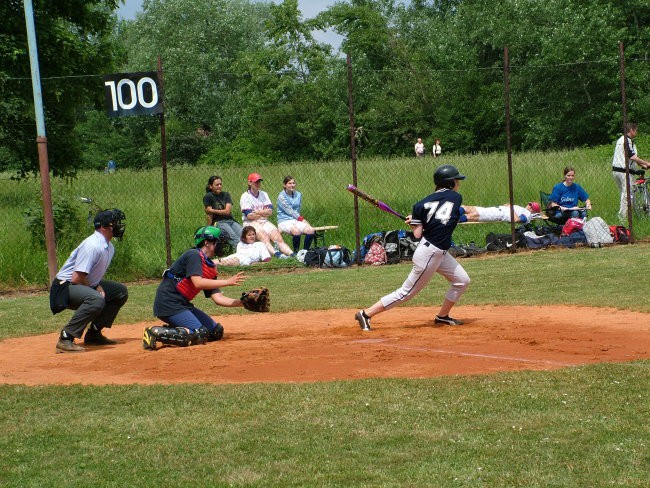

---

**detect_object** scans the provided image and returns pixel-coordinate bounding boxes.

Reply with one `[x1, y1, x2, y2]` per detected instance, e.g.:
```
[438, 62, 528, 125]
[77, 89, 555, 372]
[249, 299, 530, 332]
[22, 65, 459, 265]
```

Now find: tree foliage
[2, 0, 649, 175]
[0, 0, 120, 176]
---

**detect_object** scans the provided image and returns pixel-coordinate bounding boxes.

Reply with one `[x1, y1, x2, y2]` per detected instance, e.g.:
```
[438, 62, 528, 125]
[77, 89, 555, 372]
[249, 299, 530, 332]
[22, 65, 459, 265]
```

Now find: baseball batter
[355, 164, 471, 331]
[240, 173, 293, 258]
[460, 202, 541, 223]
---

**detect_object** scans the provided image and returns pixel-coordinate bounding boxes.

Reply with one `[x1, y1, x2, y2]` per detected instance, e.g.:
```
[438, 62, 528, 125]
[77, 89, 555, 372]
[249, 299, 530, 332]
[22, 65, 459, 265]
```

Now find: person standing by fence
[432, 138, 442, 158]
[612, 123, 650, 222]
[414, 138, 425, 157]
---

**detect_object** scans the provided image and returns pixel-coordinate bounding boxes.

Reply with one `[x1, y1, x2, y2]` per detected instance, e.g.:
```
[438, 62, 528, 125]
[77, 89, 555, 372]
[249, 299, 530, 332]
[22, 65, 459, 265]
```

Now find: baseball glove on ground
[241, 287, 270, 312]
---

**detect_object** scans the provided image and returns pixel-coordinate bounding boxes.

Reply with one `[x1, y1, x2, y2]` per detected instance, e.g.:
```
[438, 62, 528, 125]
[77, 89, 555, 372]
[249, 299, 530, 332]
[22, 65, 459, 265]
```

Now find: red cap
[248, 173, 263, 183]
[529, 201, 541, 213]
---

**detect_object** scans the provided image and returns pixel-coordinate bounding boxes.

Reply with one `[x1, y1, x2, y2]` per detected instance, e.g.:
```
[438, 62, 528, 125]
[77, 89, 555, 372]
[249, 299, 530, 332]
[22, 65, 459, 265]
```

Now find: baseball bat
[347, 184, 407, 220]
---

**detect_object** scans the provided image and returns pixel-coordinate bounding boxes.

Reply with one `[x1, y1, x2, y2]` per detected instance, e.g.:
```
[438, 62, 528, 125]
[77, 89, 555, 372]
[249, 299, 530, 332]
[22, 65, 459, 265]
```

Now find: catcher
[144, 226, 270, 350]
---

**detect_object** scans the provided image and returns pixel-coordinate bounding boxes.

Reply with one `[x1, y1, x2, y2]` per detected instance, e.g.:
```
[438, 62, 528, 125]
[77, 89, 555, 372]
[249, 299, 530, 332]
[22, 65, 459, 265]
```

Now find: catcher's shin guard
[207, 323, 224, 342]
[142, 326, 197, 350]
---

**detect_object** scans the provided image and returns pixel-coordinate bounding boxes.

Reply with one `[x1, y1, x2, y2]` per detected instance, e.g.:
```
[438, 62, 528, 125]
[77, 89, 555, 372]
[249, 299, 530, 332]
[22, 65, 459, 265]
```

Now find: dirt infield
[1, 305, 648, 386]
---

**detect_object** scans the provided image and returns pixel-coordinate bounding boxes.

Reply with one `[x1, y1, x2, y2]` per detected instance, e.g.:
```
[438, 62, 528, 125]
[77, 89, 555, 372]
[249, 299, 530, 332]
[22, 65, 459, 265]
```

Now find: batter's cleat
[355, 310, 372, 331]
[435, 315, 464, 326]
[84, 328, 117, 345]
[55, 339, 85, 353]
[142, 327, 157, 351]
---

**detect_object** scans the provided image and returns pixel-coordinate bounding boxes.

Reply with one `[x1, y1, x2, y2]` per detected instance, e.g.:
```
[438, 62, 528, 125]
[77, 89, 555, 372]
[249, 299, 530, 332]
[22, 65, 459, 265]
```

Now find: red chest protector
[175, 250, 217, 301]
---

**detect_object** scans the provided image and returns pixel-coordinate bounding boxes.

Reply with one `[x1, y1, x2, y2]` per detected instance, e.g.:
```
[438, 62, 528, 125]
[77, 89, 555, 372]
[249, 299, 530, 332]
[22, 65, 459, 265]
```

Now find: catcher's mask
[94, 208, 126, 240]
[194, 226, 221, 247]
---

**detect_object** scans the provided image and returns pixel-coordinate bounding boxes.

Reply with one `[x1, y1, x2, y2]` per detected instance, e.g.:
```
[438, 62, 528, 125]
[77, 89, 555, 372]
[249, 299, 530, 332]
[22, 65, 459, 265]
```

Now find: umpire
[50, 209, 129, 353]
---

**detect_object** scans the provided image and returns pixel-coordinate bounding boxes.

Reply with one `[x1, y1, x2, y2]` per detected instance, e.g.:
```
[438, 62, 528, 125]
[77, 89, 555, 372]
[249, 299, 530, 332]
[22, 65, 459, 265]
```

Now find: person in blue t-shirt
[548, 166, 592, 220]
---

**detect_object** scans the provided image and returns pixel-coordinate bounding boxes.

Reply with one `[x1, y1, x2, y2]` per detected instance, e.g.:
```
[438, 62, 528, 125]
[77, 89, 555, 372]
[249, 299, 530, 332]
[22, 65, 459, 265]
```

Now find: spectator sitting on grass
[215, 226, 272, 267]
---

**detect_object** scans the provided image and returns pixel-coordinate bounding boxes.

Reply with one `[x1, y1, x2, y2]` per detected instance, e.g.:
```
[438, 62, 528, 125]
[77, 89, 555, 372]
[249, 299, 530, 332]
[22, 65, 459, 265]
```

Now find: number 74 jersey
[409, 189, 462, 251]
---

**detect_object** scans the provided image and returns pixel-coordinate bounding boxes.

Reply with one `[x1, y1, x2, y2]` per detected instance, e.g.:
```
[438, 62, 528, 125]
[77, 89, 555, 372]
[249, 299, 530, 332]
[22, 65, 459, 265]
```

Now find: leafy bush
[24, 195, 85, 249]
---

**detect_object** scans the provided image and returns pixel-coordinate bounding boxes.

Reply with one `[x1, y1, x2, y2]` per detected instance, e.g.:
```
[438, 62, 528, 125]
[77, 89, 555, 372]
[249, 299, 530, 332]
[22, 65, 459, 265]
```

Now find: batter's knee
[445, 275, 470, 303]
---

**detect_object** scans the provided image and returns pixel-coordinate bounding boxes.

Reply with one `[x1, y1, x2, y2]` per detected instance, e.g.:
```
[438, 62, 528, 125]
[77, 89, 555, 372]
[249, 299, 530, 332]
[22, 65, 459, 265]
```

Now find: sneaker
[434, 315, 464, 326]
[142, 327, 157, 351]
[355, 310, 371, 331]
[279, 253, 293, 260]
[55, 339, 85, 353]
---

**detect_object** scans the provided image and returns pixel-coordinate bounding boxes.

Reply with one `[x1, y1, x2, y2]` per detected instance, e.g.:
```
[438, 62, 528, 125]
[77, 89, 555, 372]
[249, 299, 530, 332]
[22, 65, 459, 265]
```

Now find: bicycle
[631, 171, 650, 216]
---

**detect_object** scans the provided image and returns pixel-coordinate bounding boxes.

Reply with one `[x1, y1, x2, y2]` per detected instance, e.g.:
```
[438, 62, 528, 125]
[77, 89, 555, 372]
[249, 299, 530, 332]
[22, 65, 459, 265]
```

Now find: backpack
[609, 225, 630, 244]
[360, 232, 384, 259]
[399, 232, 420, 260]
[583, 217, 614, 245]
[382, 230, 402, 264]
[364, 242, 387, 265]
[561, 217, 585, 236]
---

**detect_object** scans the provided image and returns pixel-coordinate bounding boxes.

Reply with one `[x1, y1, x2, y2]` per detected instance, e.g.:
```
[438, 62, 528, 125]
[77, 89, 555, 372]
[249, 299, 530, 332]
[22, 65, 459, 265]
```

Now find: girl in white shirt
[215, 226, 272, 266]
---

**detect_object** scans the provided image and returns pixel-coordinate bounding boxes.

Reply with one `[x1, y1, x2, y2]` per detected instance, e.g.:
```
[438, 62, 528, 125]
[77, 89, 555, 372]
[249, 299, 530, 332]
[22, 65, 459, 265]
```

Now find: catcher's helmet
[194, 226, 221, 247]
[433, 165, 466, 186]
[94, 208, 126, 240]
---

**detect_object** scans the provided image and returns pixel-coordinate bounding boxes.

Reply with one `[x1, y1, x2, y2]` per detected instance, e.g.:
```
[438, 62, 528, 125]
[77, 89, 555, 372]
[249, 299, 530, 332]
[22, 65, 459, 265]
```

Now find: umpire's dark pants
[63, 280, 128, 338]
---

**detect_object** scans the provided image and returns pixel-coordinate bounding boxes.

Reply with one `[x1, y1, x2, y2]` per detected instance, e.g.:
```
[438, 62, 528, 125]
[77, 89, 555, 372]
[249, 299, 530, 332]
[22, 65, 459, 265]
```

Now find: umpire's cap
[434, 164, 466, 186]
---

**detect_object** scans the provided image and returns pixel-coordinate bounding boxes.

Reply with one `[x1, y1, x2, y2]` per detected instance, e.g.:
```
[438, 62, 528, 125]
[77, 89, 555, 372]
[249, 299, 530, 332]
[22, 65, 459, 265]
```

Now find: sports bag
[323, 246, 352, 268]
[561, 217, 585, 236]
[303, 247, 328, 267]
[399, 232, 420, 260]
[364, 242, 387, 265]
[485, 231, 525, 251]
[609, 225, 630, 244]
[382, 230, 402, 264]
[583, 217, 613, 245]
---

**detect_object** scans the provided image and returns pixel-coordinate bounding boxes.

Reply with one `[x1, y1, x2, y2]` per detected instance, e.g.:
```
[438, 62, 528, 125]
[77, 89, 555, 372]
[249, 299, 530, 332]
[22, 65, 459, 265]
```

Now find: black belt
[612, 167, 627, 173]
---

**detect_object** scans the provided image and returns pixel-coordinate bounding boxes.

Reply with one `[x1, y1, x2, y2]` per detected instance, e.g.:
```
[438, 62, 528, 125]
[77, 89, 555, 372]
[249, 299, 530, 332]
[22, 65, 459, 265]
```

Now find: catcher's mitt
[241, 287, 270, 312]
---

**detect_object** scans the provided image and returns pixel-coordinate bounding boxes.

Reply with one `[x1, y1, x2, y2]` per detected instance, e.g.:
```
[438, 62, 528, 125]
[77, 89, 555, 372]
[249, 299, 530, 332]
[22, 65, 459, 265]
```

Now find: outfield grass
[2, 139, 650, 288]
[0, 246, 649, 486]
[1, 362, 648, 487]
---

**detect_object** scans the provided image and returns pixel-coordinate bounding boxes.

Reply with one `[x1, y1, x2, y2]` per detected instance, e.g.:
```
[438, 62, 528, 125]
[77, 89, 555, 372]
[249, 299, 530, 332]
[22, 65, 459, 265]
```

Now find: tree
[0, 0, 120, 176]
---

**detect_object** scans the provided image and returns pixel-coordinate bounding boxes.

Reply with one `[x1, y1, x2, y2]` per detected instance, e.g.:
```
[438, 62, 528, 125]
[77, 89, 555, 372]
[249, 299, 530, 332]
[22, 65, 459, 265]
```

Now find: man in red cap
[239, 173, 294, 258]
[460, 201, 541, 223]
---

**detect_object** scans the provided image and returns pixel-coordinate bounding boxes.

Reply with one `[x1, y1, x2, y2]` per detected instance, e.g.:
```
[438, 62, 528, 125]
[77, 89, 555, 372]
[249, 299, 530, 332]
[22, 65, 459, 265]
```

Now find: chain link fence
[1, 55, 649, 288]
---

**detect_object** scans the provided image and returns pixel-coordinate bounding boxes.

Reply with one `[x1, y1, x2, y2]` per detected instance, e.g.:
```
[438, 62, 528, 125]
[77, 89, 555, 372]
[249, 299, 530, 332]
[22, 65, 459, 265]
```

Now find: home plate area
[0, 305, 648, 386]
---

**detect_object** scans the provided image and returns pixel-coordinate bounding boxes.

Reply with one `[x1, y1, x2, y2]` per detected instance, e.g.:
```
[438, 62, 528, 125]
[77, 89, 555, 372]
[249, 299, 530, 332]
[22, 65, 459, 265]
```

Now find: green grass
[1, 243, 648, 340]
[0, 246, 649, 486]
[2, 138, 650, 288]
[0, 364, 648, 487]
